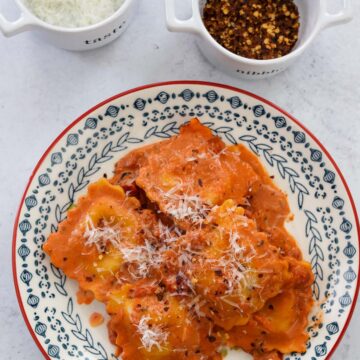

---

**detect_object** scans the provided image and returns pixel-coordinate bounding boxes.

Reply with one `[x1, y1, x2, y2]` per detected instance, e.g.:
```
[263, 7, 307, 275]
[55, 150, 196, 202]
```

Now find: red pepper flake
[207, 335, 217, 342]
[214, 269, 223, 277]
[203, 0, 300, 60]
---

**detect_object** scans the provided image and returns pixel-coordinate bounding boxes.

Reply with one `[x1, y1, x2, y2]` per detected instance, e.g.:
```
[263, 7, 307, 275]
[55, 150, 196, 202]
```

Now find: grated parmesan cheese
[161, 184, 211, 225]
[84, 216, 163, 279]
[137, 316, 168, 352]
[121, 240, 162, 279]
[25, 0, 125, 28]
[158, 221, 182, 244]
[228, 230, 246, 256]
[186, 295, 206, 318]
[84, 216, 122, 253]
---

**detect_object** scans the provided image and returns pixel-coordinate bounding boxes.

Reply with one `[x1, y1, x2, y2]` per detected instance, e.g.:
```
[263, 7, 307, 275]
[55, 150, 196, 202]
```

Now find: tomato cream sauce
[90, 312, 105, 327]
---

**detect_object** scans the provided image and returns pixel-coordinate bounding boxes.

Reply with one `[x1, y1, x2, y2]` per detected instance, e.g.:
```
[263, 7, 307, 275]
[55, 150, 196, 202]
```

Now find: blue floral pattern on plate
[13, 82, 359, 360]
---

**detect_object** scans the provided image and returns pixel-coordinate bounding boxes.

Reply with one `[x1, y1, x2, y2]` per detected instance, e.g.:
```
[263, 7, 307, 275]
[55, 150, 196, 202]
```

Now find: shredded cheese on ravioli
[161, 184, 211, 225]
[137, 316, 168, 351]
[84, 216, 122, 253]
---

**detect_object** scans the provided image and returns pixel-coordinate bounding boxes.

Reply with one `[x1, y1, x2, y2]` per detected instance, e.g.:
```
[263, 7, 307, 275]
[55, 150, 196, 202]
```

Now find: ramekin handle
[165, 0, 200, 34]
[321, 0, 352, 29]
[0, 12, 35, 37]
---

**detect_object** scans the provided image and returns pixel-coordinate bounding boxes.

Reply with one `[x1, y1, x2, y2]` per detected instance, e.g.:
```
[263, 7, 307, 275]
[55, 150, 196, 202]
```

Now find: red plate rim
[12, 80, 360, 360]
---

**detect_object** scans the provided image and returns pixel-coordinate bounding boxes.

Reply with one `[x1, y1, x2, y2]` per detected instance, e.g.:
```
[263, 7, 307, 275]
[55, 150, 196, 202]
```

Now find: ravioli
[113, 119, 260, 228]
[44, 119, 314, 360]
[43, 178, 159, 302]
[107, 282, 222, 360]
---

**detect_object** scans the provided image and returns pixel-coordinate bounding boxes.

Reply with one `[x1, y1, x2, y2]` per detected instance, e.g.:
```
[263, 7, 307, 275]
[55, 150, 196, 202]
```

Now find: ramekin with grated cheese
[24, 0, 125, 28]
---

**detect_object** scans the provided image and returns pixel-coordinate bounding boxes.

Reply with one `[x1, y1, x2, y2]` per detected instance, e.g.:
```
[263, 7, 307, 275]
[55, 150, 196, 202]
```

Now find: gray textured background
[0, 0, 359, 359]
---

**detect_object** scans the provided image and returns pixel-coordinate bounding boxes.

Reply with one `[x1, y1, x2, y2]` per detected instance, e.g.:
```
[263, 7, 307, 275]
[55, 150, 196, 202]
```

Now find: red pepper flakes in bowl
[203, 0, 300, 60]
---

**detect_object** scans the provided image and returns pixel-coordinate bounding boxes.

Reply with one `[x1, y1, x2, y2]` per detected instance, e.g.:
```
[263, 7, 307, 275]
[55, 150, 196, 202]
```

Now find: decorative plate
[13, 81, 359, 360]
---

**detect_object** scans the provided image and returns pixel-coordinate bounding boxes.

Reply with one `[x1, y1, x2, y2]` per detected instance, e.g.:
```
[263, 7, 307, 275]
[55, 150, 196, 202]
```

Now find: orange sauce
[77, 288, 95, 305]
[90, 312, 105, 327]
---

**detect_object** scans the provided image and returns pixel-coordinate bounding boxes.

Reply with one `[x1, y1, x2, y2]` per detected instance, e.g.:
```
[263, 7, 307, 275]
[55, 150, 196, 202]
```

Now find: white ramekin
[0, 0, 137, 51]
[166, 0, 353, 80]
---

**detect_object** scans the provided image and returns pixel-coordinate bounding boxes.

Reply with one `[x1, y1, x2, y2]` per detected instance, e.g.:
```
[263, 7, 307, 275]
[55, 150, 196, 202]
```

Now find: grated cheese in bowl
[24, 0, 125, 28]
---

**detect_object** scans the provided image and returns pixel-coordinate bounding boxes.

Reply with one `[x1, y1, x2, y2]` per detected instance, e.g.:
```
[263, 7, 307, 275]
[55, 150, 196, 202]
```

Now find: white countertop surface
[0, 0, 359, 359]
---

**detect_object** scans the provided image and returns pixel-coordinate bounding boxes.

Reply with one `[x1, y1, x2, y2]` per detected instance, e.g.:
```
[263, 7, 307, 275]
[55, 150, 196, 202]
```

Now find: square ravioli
[107, 282, 222, 360]
[159, 200, 313, 331]
[43, 178, 159, 302]
[112, 118, 260, 228]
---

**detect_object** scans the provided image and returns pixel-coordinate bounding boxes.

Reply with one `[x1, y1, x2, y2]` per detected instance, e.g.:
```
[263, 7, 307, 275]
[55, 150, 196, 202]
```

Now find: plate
[13, 81, 359, 360]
